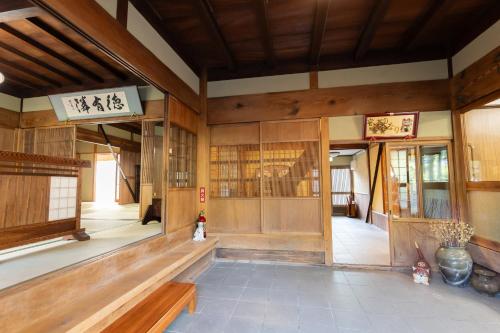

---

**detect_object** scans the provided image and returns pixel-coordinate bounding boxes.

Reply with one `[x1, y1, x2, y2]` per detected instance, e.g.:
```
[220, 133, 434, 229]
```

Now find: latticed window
[209, 145, 260, 198]
[262, 142, 320, 197]
[169, 125, 196, 188]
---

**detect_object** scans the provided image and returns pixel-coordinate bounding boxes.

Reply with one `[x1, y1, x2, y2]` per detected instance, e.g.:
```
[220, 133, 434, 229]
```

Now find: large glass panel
[420, 145, 451, 219]
[389, 147, 419, 218]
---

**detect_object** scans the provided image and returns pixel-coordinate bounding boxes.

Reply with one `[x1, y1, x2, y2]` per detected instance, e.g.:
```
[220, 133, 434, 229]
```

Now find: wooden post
[197, 69, 210, 225]
[320, 117, 333, 265]
[365, 143, 383, 223]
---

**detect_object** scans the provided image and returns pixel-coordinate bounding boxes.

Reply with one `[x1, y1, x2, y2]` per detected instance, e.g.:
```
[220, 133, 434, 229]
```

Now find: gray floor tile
[233, 301, 267, 321]
[224, 316, 263, 333]
[240, 287, 270, 303]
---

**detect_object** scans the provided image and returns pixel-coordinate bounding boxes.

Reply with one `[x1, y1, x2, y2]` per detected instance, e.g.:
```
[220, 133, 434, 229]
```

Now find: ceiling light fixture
[0, 72, 4, 84]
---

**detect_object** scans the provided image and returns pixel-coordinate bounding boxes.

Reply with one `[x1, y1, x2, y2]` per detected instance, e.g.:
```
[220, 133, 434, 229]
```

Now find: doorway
[330, 145, 390, 266]
[95, 153, 118, 203]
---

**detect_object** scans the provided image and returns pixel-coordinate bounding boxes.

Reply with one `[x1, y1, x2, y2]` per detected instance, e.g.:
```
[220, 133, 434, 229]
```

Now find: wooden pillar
[197, 70, 210, 221]
[310, 71, 318, 89]
[320, 117, 333, 265]
[162, 94, 171, 234]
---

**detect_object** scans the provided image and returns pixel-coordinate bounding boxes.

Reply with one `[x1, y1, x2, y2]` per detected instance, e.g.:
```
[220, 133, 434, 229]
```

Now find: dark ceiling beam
[4, 75, 41, 90]
[128, 0, 200, 74]
[195, 0, 236, 71]
[0, 23, 104, 83]
[450, 2, 500, 56]
[399, 0, 451, 51]
[0, 58, 61, 87]
[26, 17, 128, 81]
[255, 0, 275, 67]
[354, 0, 390, 60]
[34, 77, 143, 98]
[0, 40, 82, 84]
[107, 122, 142, 135]
[309, 0, 331, 67]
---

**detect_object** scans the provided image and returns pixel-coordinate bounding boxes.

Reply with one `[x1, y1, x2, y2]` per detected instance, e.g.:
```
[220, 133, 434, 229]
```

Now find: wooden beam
[0, 107, 20, 128]
[106, 122, 142, 135]
[128, 0, 199, 74]
[76, 127, 141, 152]
[320, 117, 333, 265]
[0, 58, 61, 87]
[0, 40, 82, 84]
[399, 0, 451, 51]
[3, 75, 42, 90]
[208, 79, 450, 124]
[255, 0, 275, 67]
[0, 22, 104, 83]
[31, 0, 200, 112]
[309, 0, 331, 66]
[194, 0, 236, 71]
[116, 0, 128, 27]
[354, 0, 390, 60]
[26, 17, 128, 81]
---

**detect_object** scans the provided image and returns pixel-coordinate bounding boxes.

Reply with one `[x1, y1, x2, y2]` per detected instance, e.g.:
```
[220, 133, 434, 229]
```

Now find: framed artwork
[49, 86, 143, 121]
[363, 112, 419, 140]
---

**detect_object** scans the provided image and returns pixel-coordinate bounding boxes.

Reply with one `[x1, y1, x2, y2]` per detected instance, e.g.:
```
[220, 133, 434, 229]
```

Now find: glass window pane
[389, 147, 419, 218]
[420, 145, 451, 219]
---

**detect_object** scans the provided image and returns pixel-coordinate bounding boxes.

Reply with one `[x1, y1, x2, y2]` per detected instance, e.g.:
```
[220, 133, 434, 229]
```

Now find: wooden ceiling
[130, 0, 500, 80]
[0, 0, 144, 98]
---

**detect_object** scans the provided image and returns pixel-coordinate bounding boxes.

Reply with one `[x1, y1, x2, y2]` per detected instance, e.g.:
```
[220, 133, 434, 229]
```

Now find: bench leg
[188, 295, 196, 314]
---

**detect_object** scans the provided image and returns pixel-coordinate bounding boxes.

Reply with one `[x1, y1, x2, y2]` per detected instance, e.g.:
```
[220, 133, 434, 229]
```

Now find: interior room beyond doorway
[330, 146, 390, 266]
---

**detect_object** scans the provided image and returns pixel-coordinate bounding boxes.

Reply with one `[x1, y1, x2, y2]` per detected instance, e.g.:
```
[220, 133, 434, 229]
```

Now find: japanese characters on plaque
[50, 86, 143, 121]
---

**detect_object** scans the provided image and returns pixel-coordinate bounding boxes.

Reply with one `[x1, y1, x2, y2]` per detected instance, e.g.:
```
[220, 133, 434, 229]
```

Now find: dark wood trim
[354, 0, 390, 60]
[4, 75, 41, 90]
[128, 0, 199, 74]
[31, 0, 200, 112]
[466, 181, 500, 192]
[399, 0, 452, 51]
[194, 0, 236, 71]
[76, 127, 141, 152]
[309, 0, 331, 66]
[330, 143, 369, 150]
[0, 22, 104, 83]
[106, 122, 142, 135]
[0, 40, 82, 85]
[255, 0, 275, 67]
[309, 71, 318, 89]
[26, 17, 128, 81]
[470, 235, 500, 253]
[116, 0, 128, 27]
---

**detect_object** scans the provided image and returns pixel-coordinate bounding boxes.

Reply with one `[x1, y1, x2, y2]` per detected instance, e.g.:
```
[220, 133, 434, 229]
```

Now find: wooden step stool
[102, 282, 196, 333]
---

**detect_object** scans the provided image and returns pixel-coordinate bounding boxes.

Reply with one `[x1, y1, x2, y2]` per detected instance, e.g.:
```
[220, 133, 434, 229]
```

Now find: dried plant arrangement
[430, 221, 474, 248]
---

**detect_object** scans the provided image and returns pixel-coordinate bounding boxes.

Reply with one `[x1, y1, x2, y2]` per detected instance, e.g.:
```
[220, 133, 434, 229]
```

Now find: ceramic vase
[435, 246, 473, 287]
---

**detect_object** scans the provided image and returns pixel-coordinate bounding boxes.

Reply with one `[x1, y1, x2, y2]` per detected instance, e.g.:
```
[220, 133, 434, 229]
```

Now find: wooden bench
[102, 282, 196, 333]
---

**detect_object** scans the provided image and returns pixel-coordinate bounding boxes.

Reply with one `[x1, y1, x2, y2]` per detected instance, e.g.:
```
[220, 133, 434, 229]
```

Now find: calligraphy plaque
[49, 86, 143, 121]
[363, 112, 419, 140]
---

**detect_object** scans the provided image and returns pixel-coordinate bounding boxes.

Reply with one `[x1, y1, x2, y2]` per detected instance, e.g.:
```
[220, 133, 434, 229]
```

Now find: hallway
[332, 216, 390, 266]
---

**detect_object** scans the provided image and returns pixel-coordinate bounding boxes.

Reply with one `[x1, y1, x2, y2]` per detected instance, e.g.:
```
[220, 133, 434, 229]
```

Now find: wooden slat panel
[141, 121, 155, 185]
[167, 189, 197, 233]
[263, 198, 321, 233]
[0, 128, 17, 151]
[209, 198, 261, 233]
[210, 123, 260, 145]
[35, 126, 75, 157]
[0, 175, 50, 229]
[119, 150, 140, 204]
[208, 80, 450, 124]
[261, 120, 319, 142]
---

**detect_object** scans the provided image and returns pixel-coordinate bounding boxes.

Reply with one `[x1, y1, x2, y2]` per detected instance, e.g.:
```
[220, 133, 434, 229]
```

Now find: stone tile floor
[166, 262, 500, 333]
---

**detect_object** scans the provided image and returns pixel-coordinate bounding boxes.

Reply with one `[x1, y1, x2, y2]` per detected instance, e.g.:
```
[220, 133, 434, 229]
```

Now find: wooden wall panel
[261, 120, 319, 143]
[209, 199, 261, 233]
[0, 128, 18, 151]
[169, 96, 198, 134]
[141, 121, 156, 185]
[140, 184, 152, 219]
[263, 198, 322, 233]
[391, 221, 439, 267]
[208, 80, 450, 124]
[210, 123, 260, 145]
[0, 108, 20, 129]
[32, 127, 76, 158]
[167, 189, 197, 233]
[119, 150, 141, 204]
[211, 233, 324, 252]
[355, 193, 370, 221]
[0, 175, 50, 229]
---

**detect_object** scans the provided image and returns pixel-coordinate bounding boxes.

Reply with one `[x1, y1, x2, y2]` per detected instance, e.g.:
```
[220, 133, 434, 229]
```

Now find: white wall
[452, 19, 500, 74]
[95, 0, 199, 94]
[329, 111, 453, 141]
[0, 92, 21, 112]
[208, 73, 310, 98]
[318, 60, 447, 88]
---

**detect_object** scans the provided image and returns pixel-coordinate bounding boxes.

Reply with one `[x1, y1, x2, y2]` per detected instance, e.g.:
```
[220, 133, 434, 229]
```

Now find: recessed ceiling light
[0, 72, 4, 84]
